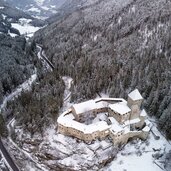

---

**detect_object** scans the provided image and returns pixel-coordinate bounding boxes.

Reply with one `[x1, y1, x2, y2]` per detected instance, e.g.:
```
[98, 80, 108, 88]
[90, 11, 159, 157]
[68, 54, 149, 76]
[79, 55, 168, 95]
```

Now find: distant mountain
[35, 0, 171, 139]
[0, 0, 45, 36]
[4, 0, 67, 19]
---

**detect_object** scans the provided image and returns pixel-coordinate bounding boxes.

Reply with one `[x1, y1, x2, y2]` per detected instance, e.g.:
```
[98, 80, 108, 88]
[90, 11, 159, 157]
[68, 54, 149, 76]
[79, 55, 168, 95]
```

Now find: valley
[0, 0, 171, 171]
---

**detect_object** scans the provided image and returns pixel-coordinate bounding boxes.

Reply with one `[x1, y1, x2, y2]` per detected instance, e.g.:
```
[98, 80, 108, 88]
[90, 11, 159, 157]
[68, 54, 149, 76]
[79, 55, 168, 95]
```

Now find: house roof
[72, 98, 124, 115]
[128, 89, 143, 101]
[124, 118, 141, 126]
[57, 112, 110, 134]
[109, 102, 131, 115]
[140, 109, 147, 117]
[72, 100, 96, 115]
[109, 117, 123, 133]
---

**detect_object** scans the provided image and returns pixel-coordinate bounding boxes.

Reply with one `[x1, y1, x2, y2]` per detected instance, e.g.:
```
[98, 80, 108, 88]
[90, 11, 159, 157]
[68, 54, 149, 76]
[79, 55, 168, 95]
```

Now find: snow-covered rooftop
[128, 89, 143, 101]
[124, 118, 141, 126]
[72, 98, 125, 115]
[72, 100, 97, 115]
[140, 109, 147, 117]
[109, 102, 131, 115]
[58, 112, 110, 134]
[109, 117, 123, 133]
[143, 126, 150, 132]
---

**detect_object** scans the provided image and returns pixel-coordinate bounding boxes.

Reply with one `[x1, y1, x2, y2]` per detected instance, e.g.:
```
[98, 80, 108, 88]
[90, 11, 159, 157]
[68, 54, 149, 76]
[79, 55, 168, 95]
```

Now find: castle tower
[127, 89, 143, 120]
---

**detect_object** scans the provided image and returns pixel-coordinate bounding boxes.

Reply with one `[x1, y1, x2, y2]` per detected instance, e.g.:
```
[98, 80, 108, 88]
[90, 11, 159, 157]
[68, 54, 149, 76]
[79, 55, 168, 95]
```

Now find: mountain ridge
[34, 0, 171, 138]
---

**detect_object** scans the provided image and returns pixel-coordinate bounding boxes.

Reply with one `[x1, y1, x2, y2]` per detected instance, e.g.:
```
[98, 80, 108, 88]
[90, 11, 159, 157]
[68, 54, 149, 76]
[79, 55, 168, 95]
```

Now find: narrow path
[0, 71, 37, 113]
[0, 44, 73, 171]
[2, 44, 73, 171]
[0, 139, 19, 171]
[0, 71, 37, 171]
[37, 45, 55, 70]
[3, 45, 51, 171]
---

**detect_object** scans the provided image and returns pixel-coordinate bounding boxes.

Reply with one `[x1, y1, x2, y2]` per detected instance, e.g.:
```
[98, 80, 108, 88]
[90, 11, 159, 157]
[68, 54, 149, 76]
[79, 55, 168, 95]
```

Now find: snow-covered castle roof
[109, 102, 131, 115]
[128, 89, 143, 101]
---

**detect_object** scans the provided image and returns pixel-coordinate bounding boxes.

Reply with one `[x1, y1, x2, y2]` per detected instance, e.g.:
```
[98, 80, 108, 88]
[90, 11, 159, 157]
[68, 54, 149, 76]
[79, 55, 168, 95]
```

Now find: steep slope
[34, 0, 171, 139]
[0, 0, 41, 106]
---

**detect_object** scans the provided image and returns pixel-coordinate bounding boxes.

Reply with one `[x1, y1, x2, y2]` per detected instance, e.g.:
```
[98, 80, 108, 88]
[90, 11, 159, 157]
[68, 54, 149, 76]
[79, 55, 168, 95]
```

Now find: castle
[57, 89, 150, 146]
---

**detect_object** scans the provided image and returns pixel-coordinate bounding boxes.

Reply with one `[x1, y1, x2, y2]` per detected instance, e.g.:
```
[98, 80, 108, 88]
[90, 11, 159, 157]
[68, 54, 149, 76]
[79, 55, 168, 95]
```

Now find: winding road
[37, 45, 55, 70]
[0, 45, 47, 171]
[0, 139, 19, 171]
[1, 44, 73, 171]
[0, 72, 37, 171]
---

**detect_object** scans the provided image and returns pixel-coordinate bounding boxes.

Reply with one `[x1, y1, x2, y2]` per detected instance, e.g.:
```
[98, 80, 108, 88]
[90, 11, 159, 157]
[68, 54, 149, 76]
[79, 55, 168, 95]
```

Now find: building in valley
[57, 89, 150, 146]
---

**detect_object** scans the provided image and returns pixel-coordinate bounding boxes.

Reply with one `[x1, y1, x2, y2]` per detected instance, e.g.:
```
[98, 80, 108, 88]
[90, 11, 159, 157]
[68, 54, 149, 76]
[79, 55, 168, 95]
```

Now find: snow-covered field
[11, 18, 41, 37]
[11, 23, 40, 37]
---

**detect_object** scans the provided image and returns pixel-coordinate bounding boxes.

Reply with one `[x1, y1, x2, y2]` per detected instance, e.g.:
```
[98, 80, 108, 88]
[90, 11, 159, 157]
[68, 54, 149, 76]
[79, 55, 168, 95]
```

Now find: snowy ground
[0, 151, 11, 171]
[11, 18, 41, 37]
[103, 120, 171, 171]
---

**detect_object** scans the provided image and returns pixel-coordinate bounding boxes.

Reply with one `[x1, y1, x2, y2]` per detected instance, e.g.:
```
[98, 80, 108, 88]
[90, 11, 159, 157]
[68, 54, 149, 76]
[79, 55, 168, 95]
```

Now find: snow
[11, 22, 40, 37]
[128, 89, 143, 101]
[108, 117, 123, 133]
[35, 0, 45, 6]
[58, 111, 110, 134]
[28, 7, 41, 13]
[118, 16, 122, 24]
[9, 32, 18, 37]
[72, 100, 96, 115]
[82, 44, 88, 49]
[19, 18, 32, 25]
[103, 123, 171, 171]
[0, 151, 12, 171]
[109, 102, 131, 115]
[100, 141, 111, 150]
[94, 34, 98, 41]
[41, 6, 49, 10]
[110, 123, 123, 133]
[50, 5, 56, 8]
[0, 6, 4, 9]
[124, 118, 141, 126]
[140, 109, 147, 117]
[0, 70, 37, 112]
[73, 98, 127, 115]
[93, 113, 108, 123]
[143, 126, 150, 132]
[132, 5, 136, 13]
[95, 101, 108, 109]
[1, 14, 7, 20]
[34, 15, 48, 20]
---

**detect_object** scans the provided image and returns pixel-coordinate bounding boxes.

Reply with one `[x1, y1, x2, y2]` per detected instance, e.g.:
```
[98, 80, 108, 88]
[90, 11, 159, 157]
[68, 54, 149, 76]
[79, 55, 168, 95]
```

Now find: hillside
[0, 0, 42, 110]
[4, 0, 67, 19]
[34, 0, 171, 139]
